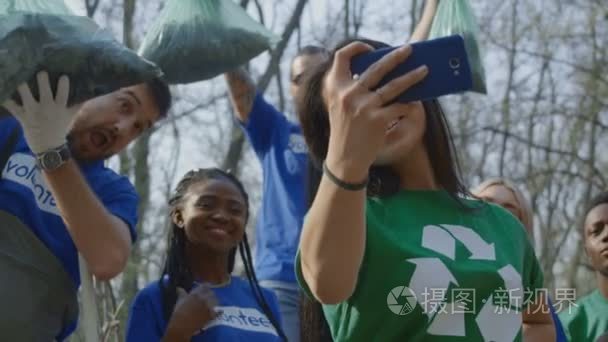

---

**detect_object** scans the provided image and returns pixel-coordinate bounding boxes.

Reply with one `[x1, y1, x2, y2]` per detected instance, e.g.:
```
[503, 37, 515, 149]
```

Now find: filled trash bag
[0, 107, 11, 119]
[429, 0, 487, 94]
[0, 0, 72, 15]
[139, 0, 278, 84]
[0, 0, 162, 107]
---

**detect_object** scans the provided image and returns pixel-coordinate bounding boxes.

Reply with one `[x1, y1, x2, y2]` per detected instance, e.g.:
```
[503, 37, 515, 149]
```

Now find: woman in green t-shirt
[295, 38, 556, 341]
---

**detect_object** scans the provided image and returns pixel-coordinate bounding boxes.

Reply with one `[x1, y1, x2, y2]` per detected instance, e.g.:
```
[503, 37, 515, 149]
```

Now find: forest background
[61, 0, 608, 340]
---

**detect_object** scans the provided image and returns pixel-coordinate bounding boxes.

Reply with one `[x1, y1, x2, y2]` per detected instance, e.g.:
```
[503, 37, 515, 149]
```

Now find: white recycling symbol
[405, 224, 523, 342]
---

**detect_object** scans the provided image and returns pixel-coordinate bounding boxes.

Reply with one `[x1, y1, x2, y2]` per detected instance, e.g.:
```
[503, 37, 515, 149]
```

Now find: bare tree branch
[84, 0, 101, 18]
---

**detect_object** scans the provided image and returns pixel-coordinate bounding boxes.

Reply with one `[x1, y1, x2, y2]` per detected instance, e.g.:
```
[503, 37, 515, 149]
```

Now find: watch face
[42, 152, 62, 169]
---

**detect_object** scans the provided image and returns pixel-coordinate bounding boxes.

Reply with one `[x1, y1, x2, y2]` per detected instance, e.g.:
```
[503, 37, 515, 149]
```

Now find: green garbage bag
[139, 0, 279, 84]
[429, 0, 487, 94]
[0, 0, 162, 107]
[0, 0, 72, 15]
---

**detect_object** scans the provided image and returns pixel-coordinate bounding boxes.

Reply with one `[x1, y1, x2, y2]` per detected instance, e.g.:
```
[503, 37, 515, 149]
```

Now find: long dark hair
[298, 38, 469, 199]
[297, 38, 471, 341]
[160, 168, 286, 341]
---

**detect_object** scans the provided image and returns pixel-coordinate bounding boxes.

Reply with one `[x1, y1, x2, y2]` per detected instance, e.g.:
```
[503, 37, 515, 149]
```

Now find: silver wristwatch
[36, 144, 71, 171]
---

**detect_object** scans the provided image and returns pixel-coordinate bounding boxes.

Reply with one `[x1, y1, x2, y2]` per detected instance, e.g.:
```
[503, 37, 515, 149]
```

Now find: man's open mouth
[90, 129, 113, 150]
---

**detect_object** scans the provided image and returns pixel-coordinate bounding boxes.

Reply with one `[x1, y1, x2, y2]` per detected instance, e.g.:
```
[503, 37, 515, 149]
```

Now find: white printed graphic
[442, 224, 496, 260]
[386, 286, 417, 315]
[288, 134, 308, 154]
[406, 258, 458, 318]
[204, 306, 278, 336]
[284, 150, 299, 175]
[476, 295, 522, 342]
[498, 265, 523, 309]
[422, 225, 456, 260]
[427, 302, 466, 337]
[392, 224, 522, 338]
[284, 134, 307, 175]
[2, 153, 59, 215]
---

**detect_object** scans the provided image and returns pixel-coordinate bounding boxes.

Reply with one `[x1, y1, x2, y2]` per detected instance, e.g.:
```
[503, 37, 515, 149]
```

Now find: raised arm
[409, 0, 439, 43]
[3, 72, 132, 280]
[43, 164, 132, 280]
[299, 43, 428, 304]
[224, 68, 257, 123]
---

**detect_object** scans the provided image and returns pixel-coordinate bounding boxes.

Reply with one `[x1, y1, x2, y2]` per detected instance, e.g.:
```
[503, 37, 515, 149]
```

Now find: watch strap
[36, 144, 71, 171]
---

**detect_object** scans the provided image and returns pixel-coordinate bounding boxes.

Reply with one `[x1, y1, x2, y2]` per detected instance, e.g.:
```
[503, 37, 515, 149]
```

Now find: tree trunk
[116, 0, 145, 338]
[344, 0, 350, 39]
[84, 0, 101, 18]
[498, 0, 519, 177]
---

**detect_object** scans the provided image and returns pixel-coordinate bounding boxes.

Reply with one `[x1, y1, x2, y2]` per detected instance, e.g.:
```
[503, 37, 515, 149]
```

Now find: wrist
[323, 162, 368, 191]
[324, 154, 369, 184]
[36, 143, 71, 171]
[29, 138, 67, 155]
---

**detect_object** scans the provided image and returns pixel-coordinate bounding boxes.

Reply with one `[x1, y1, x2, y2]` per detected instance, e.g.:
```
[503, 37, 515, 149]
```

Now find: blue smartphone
[350, 35, 473, 103]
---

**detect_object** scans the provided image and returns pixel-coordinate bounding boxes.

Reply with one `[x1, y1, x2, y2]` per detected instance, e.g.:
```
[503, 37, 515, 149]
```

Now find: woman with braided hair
[126, 168, 286, 341]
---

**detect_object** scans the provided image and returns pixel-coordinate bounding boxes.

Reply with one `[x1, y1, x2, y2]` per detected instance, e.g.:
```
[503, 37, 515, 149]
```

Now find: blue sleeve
[0, 117, 20, 146]
[548, 297, 568, 342]
[126, 284, 164, 342]
[241, 94, 288, 159]
[262, 287, 283, 330]
[98, 176, 139, 243]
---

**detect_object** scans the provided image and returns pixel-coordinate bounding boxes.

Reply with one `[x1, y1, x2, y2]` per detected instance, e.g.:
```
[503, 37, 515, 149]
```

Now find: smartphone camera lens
[449, 57, 460, 69]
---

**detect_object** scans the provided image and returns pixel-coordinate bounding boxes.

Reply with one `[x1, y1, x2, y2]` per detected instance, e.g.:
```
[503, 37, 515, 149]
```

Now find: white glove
[2, 71, 81, 154]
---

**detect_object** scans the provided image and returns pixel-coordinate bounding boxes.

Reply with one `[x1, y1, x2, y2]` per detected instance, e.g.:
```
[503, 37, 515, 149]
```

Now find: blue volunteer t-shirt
[0, 117, 139, 285]
[126, 276, 283, 341]
[241, 94, 308, 284]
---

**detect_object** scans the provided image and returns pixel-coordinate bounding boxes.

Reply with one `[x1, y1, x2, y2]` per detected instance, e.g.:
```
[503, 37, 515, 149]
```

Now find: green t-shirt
[559, 289, 608, 341]
[296, 191, 544, 341]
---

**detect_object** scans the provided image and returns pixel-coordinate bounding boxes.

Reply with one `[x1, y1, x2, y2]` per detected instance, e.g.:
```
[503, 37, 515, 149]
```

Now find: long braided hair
[160, 168, 287, 340]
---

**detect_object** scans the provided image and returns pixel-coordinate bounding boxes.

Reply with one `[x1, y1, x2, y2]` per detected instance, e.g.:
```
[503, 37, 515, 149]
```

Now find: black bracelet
[322, 162, 368, 191]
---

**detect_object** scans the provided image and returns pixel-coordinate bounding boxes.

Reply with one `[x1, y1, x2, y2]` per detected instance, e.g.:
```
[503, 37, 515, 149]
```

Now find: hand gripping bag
[429, 0, 487, 93]
[138, 0, 278, 84]
[0, 0, 162, 107]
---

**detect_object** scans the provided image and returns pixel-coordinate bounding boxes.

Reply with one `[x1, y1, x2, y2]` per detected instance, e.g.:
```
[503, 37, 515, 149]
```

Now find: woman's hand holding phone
[323, 42, 428, 183]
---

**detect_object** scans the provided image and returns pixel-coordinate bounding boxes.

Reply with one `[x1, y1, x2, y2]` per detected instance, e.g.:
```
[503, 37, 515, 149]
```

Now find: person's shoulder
[482, 201, 532, 244]
[0, 116, 21, 137]
[86, 164, 136, 195]
[577, 289, 601, 306]
[229, 276, 252, 292]
[558, 293, 586, 322]
[228, 277, 276, 301]
[93, 163, 129, 181]
[0, 115, 18, 127]
[135, 279, 164, 301]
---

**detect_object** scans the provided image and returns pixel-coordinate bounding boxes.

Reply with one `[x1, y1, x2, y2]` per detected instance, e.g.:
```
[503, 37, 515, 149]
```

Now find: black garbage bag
[0, 0, 162, 107]
[139, 0, 278, 84]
